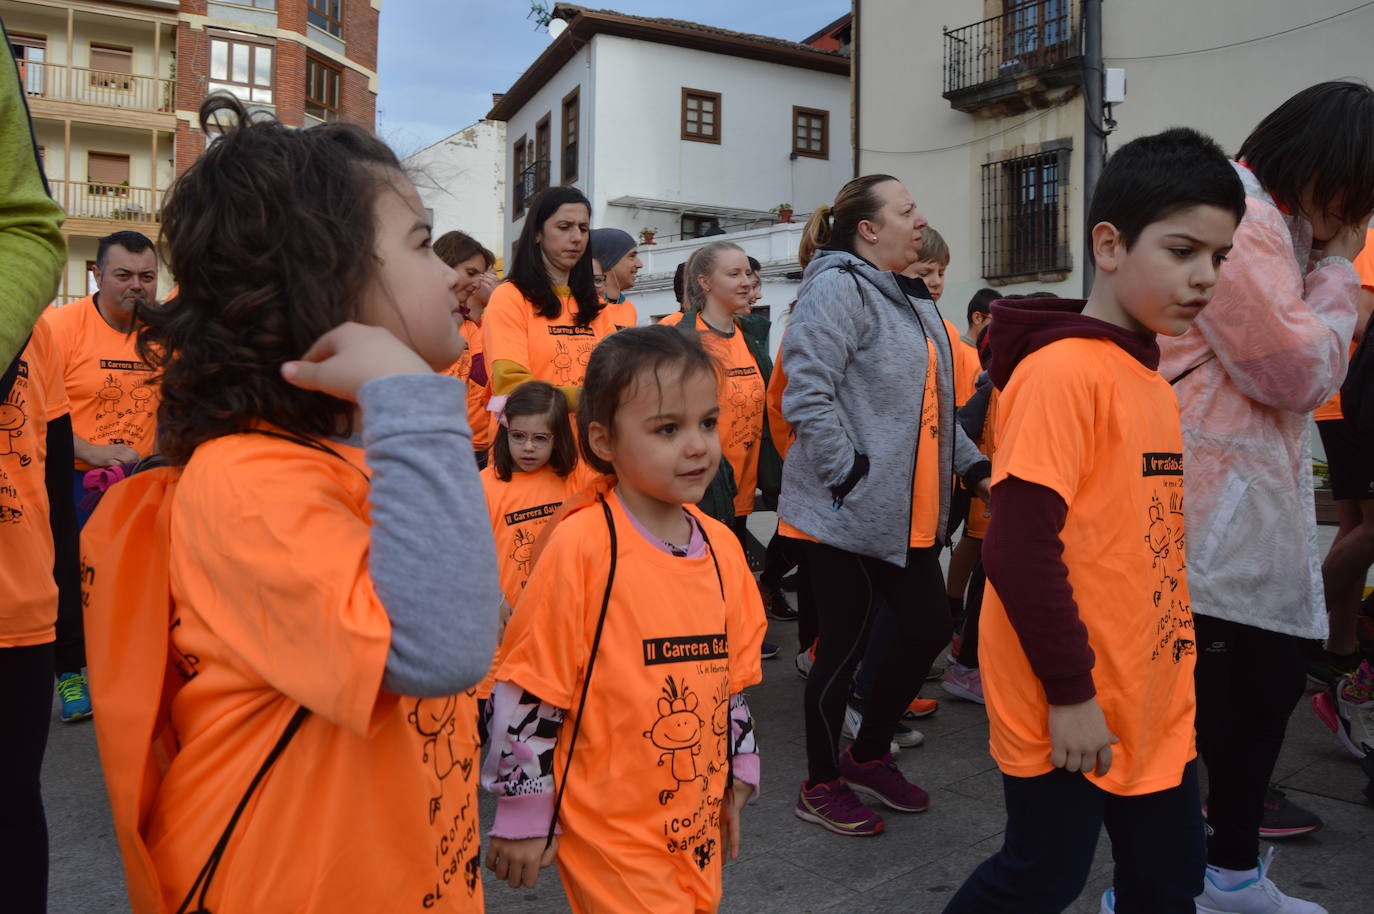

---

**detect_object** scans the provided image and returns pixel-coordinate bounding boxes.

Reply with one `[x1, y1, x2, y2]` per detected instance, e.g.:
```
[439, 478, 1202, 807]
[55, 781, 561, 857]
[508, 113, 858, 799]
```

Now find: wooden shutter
[90, 44, 133, 74]
[88, 152, 131, 185]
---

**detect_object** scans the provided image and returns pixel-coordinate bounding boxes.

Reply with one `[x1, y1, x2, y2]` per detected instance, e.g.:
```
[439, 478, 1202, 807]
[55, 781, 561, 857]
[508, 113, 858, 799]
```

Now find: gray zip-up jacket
[779, 248, 990, 567]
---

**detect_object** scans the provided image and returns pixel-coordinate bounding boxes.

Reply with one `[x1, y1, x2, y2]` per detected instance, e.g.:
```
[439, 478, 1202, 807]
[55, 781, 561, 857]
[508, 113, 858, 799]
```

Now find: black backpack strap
[177, 706, 309, 914]
[1169, 354, 1216, 386]
[546, 495, 618, 848]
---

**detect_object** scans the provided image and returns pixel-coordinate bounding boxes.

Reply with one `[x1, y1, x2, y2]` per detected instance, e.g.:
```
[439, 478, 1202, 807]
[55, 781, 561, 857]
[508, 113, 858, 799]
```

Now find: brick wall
[276, 39, 307, 127]
[340, 66, 375, 129]
[343, 0, 378, 71]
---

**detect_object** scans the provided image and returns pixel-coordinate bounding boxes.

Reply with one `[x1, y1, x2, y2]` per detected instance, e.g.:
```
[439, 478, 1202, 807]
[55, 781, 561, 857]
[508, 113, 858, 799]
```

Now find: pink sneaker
[839, 748, 930, 813]
[794, 778, 885, 837]
[941, 662, 984, 704]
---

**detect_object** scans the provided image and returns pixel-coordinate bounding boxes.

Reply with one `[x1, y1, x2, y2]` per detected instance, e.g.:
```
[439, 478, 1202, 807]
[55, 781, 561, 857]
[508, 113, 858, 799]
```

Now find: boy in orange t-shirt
[944, 129, 1246, 913]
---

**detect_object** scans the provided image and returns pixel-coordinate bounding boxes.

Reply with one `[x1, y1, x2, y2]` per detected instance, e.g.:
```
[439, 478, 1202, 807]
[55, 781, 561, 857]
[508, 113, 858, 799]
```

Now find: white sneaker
[1099, 888, 1115, 913]
[1337, 681, 1374, 757]
[839, 703, 922, 753]
[1195, 849, 1328, 914]
[795, 648, 814, 679]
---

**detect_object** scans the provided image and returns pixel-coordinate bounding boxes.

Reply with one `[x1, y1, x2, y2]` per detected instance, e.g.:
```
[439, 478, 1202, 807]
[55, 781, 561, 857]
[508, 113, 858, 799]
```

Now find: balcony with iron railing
[513, 159, 551, 218]
[50, 180, 160, 225]
[943, 0, 1082, 115]
[18, 59, 175, 117]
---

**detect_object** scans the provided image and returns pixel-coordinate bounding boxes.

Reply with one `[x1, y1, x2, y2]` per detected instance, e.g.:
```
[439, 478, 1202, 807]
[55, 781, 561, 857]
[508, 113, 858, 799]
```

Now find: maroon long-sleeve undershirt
[982, 475, 1096, 705]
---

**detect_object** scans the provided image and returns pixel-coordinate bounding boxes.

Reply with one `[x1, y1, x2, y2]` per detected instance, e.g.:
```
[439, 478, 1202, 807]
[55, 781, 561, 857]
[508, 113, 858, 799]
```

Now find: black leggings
[802, 541, 949, 782]
[955, 560, 986, 669]
[762, 530, 818, 648]
[1193, 614, 1308, 870]
[0, 642, 54, 914]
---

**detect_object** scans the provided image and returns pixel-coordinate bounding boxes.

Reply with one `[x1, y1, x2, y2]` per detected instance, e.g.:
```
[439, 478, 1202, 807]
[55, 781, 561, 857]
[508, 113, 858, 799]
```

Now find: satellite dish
[548, 18, 568, 39]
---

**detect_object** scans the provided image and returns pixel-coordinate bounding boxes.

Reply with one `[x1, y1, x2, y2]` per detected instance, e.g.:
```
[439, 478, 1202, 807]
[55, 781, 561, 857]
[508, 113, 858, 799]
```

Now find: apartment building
[854, 0, 1374, 326]
[2, 0, 379, 302]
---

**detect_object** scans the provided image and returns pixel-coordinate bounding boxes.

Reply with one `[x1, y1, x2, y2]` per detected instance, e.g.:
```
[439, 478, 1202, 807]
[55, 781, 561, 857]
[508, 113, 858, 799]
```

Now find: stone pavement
[42, 522, 1374, 914]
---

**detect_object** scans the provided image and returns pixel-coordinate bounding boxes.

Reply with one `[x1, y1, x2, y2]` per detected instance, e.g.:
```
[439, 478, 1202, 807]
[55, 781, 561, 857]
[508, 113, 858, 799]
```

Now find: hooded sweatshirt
[981, 297, 1198, 795]
[778, 248, 989, 566]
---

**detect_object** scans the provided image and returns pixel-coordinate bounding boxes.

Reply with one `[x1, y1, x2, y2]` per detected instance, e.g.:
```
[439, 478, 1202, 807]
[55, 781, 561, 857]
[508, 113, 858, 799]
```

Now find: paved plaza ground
[43, 521, 1373, 914]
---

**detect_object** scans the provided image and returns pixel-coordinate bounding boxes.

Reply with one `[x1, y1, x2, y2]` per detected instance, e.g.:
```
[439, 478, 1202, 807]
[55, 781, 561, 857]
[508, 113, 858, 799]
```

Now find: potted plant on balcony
[771, 203, 794, 224]
[639, 227, 658, 245]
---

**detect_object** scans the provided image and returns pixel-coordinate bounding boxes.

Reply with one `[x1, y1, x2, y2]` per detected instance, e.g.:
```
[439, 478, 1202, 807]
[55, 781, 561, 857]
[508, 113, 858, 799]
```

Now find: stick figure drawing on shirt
[644, 676, 706, 805]
[408, 696, 471, 823]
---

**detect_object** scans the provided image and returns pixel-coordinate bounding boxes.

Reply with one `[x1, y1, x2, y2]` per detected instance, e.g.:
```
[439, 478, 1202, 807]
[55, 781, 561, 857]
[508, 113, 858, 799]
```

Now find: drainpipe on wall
[851, 0, 861, 179]
[1081, 0, 1103, 296]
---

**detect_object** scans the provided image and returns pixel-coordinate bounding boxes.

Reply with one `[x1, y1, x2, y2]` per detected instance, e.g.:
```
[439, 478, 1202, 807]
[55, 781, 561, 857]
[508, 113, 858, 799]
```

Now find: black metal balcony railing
[944, 0, 1081, 97]
[513, 159, 551, 215]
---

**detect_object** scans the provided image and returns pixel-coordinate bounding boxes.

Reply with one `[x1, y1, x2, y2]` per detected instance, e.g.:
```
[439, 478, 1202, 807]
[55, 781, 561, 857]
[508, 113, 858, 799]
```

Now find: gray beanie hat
[589, 228, 636, 271]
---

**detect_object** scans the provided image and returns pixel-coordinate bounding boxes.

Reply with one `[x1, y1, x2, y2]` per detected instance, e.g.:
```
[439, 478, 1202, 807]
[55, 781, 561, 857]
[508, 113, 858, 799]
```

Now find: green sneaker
[57, 672, 93, 722]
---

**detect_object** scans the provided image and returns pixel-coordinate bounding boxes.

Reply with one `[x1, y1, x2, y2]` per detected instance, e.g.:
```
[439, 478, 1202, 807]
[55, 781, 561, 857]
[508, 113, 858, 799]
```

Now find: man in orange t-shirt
[40, 230, 161, 704]
[946, 128, 1244, 913]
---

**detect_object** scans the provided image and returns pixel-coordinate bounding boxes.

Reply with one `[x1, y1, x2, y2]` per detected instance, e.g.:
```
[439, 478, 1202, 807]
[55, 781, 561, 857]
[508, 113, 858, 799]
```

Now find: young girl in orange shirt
[480, 380, 593, 642]
[81, 94, 501, 914]
[482, 326, 767, 913]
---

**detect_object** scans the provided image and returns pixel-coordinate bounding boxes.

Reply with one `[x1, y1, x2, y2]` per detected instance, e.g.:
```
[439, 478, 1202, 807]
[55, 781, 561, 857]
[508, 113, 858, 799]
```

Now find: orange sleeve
[496, 517, 595, 709]
[766, 354, 793, 459]
[172, 448, 393, 736]
[991, 347, 1099, 508]
[946, 321, 979, 407]
[483, 283, 534, 396]
[706, 516, 766, 693]
[29, 320, 69, 421]
[1352, 228, 1374, 289]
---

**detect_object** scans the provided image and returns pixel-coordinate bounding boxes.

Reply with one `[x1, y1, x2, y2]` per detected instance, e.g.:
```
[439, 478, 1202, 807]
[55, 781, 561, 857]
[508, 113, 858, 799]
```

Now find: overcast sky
[375, 1, 846, 157]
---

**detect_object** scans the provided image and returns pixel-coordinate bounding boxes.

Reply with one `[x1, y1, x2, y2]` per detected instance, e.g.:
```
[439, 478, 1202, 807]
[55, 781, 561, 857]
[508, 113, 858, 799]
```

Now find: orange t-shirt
[980, 337, 1197, 796]
[1315, 237, 1374, 421]
[766, 337, 794, 460]
[483, 282, 617, 397]
[948, 322, 980, 408]
[659, 312, 765, 516]
[41, 295, 159, 470]
[0, 321, 69, 646]
[497, 494, 765, 914]
[965, 385, 1000, 540]
[445, 320, 493, 453]
[909, 337, 940, 547]
[145, 434, 483, 912]
[603, 298, 639, 330]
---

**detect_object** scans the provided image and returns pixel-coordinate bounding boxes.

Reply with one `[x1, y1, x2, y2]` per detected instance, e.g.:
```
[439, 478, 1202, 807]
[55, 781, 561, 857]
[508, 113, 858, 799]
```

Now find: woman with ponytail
[782, 176, 991, 837]
[483, 187, 615, 411]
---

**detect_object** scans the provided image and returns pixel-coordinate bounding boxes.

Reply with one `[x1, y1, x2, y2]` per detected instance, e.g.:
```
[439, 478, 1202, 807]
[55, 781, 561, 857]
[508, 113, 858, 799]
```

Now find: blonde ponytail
[799, 204, 833, 270]
[683, 241, 745, 315]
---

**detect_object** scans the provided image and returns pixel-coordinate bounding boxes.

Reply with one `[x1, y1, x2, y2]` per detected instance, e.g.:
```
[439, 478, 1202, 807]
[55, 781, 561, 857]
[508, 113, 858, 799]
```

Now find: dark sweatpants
[1193, 614, 1308, 870]
[0, 642, 55, 914]
[944, 763, 1205, 914]
[802, 541, 948, 782]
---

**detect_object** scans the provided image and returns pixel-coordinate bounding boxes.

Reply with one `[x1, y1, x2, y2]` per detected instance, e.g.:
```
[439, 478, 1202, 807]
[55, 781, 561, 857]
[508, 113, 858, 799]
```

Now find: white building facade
[489, 4, 853, 330]
[404, 118, 506, 268]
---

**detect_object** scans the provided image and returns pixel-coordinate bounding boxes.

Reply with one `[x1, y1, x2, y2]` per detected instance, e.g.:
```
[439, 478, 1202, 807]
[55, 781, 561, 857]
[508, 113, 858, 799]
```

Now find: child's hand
[281, 322, 436, 402]
[1325, 217, 1372, 263]
[484, 836, 557, 888]
[721, 778, 754, 860]
[498, 598, 515, 640]
[1048, 698, 1119, 777]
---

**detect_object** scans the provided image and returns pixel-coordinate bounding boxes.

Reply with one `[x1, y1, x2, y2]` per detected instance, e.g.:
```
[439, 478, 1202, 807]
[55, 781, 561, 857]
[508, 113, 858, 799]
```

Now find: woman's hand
[1325, 218, 1372, 263]
[281, 322, 432, 402]
[484, 836, 557, 888]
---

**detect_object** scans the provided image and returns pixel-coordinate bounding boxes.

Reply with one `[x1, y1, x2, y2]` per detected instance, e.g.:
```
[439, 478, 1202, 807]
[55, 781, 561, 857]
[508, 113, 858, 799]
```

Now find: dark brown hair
[508, 186, 600, 324]
[138, 93, 402, 463]
[433, 230, 494, 270]
[577, 325, 717, 475]
[1237, 80, 1374, 225]
[799, 174, 899, 267]
[492, 380, 578, 481]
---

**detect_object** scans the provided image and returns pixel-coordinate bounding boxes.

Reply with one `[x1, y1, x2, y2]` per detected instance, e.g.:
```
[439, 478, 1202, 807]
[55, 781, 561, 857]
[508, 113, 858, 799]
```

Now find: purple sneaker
[794, 779, 885, 837]
[840, 748, 931, 813]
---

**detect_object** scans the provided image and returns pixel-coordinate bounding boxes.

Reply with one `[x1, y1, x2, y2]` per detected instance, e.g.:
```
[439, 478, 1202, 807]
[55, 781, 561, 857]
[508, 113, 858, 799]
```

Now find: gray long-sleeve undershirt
[358, 374, 501, 698]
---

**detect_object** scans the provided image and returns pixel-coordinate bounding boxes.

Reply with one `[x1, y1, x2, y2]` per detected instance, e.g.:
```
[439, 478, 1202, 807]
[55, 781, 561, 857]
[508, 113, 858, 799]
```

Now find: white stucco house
[487, 3, 854, 332]
[404, 118, 507, 268]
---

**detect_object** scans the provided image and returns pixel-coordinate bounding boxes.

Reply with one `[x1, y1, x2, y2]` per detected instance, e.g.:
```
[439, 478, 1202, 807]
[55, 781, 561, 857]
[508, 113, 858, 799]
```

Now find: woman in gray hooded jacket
[781, 175, 991, 837]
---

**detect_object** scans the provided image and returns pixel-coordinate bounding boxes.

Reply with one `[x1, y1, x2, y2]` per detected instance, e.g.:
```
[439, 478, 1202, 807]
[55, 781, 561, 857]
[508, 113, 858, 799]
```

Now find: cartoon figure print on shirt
[0, 362, 36, 523]
[92, 362, 156, 451]
[645, 676, 706, 804]
[724, 366, 764, 451]
[1141, 452, 1195, 664]
[547, 325, 597, 387]
[511, 527, 536, 579]
[408, 693, 482, 902]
